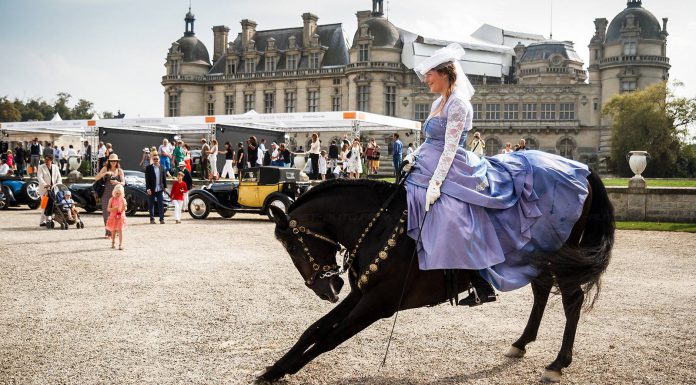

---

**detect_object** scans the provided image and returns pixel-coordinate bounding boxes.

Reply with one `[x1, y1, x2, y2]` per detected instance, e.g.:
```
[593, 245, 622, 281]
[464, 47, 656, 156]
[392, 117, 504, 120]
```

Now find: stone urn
[293, 155, 306, 171]
[626, 151, 649, 189]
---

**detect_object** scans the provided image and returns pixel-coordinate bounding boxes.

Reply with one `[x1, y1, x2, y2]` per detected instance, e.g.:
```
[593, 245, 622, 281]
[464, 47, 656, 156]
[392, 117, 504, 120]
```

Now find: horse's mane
[290, 178, 398, 213]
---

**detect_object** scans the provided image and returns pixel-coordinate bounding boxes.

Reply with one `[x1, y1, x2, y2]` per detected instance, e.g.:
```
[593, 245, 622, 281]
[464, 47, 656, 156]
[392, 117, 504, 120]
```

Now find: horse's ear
[269, 206, 290, 229]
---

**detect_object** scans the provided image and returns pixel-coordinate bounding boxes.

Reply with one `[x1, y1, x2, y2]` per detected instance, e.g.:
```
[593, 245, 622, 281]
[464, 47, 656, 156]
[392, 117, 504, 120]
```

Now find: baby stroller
[46, 184, 84, 229]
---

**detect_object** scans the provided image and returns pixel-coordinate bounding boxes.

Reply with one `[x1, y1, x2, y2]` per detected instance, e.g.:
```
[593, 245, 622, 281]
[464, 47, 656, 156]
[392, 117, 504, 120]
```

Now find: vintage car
[0, 175, 41, 210]
[69, 170, 170, 216]
[188, 166, 310, 220]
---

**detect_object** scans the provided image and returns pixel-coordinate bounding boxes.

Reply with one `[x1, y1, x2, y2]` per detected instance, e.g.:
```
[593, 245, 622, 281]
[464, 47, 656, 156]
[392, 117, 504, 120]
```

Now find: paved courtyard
[0, 207, 695, 384]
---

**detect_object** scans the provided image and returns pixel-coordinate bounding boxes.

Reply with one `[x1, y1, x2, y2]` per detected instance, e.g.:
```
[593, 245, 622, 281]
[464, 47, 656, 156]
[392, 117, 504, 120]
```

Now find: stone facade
[162, 0, 670, 166]
[608, 186, 696, 222]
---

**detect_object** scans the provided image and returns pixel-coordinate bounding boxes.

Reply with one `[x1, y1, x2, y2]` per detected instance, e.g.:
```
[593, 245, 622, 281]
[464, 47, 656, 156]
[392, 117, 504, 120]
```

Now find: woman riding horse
[403, 43, 593, 305]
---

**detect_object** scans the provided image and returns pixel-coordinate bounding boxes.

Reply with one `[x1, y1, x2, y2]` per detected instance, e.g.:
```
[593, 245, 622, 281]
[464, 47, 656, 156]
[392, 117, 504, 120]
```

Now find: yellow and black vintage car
[187, 167, 310, 220]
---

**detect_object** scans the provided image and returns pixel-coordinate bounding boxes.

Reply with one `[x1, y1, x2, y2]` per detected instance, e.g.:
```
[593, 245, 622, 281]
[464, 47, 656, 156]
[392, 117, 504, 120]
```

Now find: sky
[0, 0, 694, 119]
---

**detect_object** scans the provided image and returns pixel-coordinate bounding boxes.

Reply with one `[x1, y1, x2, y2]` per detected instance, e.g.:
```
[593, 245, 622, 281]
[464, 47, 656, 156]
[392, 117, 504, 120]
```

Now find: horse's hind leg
[506, 270, 553, 358]
[542, 281, 584, 383]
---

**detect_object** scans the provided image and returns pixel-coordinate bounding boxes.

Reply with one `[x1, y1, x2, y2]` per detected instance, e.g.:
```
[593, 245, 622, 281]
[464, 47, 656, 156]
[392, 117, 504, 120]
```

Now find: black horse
[260, 171, 614, 383]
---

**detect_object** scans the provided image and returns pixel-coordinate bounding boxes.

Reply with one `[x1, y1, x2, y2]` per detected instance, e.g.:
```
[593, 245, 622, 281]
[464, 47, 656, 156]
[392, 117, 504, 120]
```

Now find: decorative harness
[287, 179, 409, 290]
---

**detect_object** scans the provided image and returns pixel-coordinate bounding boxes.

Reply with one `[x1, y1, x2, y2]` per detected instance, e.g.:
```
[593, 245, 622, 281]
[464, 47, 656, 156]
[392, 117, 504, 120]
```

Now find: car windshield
[123, 170, 145, 186]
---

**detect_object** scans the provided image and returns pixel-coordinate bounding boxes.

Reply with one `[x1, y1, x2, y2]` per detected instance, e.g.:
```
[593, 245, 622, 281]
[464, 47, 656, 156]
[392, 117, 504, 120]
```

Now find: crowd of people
[0, 138, 93, 178]
[467, 133, 530, 156]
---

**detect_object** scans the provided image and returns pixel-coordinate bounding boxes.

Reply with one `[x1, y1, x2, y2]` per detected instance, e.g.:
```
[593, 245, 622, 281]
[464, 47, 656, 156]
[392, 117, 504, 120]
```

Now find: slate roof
[209, 23, 349, 74]
[519, 41, 584, 63]
[605, 2, 663, 43]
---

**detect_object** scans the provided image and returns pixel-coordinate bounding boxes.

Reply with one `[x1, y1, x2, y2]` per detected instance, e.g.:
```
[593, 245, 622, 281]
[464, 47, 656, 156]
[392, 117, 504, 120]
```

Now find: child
[318, 150, 328, 181]
[60, 191, 79, 222]
[170, 171, 188, 224]
[105, 184, 127, 250]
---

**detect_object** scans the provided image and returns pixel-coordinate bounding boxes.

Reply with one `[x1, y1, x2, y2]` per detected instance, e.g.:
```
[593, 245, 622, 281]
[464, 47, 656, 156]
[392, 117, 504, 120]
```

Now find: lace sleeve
[431, 98, 468, 184]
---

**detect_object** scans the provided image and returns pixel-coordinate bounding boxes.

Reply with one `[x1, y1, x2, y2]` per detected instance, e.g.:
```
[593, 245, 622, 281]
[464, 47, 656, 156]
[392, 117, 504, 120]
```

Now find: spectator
[502, 143, 513, 154]
[346, 138, 363, 179]
[200, 139, 210, 180]
[392, 133, 403, 176]
[95, 153, 125, 237]
[365, 138, 375, 174]
[37, 154, 62, 227]
[139, 148, 151, 170]
[82, 140, 91, 162]
[177, 161, 193, 211]
[270, 143, 283, 167]
[318, 150, 328, 181]
[158, 139, 172, 176]
[14, 143, 26, 177]
[469, 132, 485, 156]
[208, 139, 219, 181]
[145, 154, 167, 224]
[280, 143, 291, 167]
[29, 138, 41, 177]
[307, 133, 321, 180]
[236, 142, 245, 178]
[220, 142, 235, 179]
[247, 136, 258, 169]
[183, 143, 192, 172]
[516, 138, 527, 151]
[0, 158, 10, 176]
[44, 142, 54, 159]
[105, 184, 127, 250]
[328, 140, 339, 170]
[406, 143, 415, 156]
[170, 171, 188, 224]
[96, 141, 107, 170]
[5, 150, 14, 175]
[173, 140, 185, 169]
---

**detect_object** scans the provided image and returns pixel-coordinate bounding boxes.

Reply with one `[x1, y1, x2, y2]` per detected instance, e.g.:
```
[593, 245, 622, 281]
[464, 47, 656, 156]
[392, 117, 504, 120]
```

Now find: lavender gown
[405, 96, 590, 292]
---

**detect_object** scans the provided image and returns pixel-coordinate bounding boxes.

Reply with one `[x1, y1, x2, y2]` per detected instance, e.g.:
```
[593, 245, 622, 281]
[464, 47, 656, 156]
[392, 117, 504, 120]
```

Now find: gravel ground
[1, 207, 695, 385]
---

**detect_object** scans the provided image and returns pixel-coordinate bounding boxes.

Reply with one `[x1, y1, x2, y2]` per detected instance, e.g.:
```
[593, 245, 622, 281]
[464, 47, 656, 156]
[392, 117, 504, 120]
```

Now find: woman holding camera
[95, 153, 125, 237]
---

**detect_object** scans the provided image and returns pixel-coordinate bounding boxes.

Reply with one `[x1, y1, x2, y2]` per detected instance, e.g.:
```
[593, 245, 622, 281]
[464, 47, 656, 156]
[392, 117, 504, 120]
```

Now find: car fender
[125, 185, 149, 210]
[188, 189, 217, 205]
[1, 184, 16, 204]
[263, 192, 294, 211]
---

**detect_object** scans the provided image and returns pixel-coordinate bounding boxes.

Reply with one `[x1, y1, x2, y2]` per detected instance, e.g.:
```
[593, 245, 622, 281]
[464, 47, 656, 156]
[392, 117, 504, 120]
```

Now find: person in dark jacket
[145, 154, 167, 224]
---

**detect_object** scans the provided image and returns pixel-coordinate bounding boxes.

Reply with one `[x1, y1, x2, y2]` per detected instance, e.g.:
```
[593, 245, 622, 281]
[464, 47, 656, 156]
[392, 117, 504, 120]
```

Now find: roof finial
[627, 0, 642, 8]
[549, 0, 554, 40]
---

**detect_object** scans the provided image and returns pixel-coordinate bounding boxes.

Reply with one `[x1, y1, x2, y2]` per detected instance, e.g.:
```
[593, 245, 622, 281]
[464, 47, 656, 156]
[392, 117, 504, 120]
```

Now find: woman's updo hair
[434, 61, 457, 99]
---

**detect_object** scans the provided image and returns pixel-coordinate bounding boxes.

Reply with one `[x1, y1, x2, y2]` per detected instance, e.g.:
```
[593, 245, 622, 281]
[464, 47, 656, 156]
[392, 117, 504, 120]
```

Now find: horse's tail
[548, 170, 615, 310]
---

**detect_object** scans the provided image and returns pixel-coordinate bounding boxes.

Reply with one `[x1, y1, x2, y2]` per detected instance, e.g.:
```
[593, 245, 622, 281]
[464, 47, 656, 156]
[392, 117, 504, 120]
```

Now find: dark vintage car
[0, 175, 41, 210]
[69, 170, 170, 216]
[188, 166, 310, 220]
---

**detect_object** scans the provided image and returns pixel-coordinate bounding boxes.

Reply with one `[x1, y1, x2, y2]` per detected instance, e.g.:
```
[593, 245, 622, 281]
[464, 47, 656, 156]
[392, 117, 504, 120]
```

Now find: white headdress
[413, 43, 475, 101]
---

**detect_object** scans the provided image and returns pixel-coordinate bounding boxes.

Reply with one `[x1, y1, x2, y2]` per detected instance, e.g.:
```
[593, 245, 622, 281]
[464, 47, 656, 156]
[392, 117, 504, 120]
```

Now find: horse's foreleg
[542, 282, 584, 383]
[259, 292, 361, 382]
[506, 270, 553, 358]
[282, 298, 388, 376]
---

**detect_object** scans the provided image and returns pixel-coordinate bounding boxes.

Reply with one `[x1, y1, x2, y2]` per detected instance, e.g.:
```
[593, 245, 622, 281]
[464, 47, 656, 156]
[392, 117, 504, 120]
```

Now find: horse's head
[269, 205, 344, 303]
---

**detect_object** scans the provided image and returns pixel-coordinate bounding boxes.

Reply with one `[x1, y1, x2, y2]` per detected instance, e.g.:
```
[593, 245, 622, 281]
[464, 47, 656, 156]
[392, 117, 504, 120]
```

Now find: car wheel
[265, 195, 292, 221]
[218, 208, 235, 219]
[188, 196, 210, 219]
[27, 201, 40, 210]
[23, 180, 41, 202]
[0, 192, 8, 210]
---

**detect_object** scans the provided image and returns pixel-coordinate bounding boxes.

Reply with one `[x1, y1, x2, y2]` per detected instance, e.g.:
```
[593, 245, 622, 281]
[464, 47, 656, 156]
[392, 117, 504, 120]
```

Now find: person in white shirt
[307, 133, 321, 180]
[501, 142, 513, 154]
[406, 143, 415, 156]
[0, 159, 10, 176]
[97, 141, 107, 170]
[469, 132, 485, 157]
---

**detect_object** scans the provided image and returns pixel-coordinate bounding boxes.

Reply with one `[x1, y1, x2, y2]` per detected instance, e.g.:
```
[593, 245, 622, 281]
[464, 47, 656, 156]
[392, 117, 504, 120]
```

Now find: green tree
[53, 92, 73, 120]
[603, 82, 696, 178]
[0, 97, 21, 122]
[72, 99, 94, 119]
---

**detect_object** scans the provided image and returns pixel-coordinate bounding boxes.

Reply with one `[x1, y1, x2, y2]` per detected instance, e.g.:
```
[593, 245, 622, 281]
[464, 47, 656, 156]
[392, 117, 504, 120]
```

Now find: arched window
[485, 137, 501, 156]
[558, 137, 576, 159]
[524, 137, 539, 150]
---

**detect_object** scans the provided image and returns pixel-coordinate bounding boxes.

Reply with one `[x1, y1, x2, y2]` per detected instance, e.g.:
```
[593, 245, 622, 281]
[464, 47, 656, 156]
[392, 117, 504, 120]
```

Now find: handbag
[92, 178, 105, 197]
[40, 195, 49, 210]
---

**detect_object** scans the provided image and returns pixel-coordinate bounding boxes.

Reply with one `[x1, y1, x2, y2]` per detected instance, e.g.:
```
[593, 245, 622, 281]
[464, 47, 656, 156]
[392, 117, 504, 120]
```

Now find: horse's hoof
[540, 369, 562, 383]
[504, 346, 526, 358]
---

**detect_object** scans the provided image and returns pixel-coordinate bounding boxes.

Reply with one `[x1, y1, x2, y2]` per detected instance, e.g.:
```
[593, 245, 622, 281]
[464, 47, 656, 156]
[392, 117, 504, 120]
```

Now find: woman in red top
[170, 171, 189, 224]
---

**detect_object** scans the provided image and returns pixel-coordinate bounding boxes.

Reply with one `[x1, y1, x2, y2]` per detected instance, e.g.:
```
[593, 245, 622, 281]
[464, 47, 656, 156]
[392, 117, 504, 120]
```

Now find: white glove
[425, 180, 441, 212]
[402, 153, 416, 172]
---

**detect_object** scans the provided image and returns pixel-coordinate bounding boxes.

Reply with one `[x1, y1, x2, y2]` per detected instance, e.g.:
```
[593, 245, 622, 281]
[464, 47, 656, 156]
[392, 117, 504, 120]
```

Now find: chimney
[302, 13, 318, 47]
[662, 18, 669, 32]
[356, 10, 372, 27]
[212, 25, 230, 62]
[241, 19, 257, 50]
[514, 42, 526, 59]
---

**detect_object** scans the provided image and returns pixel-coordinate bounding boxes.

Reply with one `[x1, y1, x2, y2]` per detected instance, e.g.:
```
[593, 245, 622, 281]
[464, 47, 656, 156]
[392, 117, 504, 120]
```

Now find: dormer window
[287, 55, 299, 70]
[309, 53, 320, 69]
[623, 41, 637, 56]
[359, 44, 369, 62]
[226, 61, 236, 75]
[265, 58, 276, 72]
[246, 59, 256, 73]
